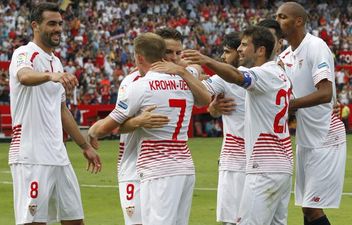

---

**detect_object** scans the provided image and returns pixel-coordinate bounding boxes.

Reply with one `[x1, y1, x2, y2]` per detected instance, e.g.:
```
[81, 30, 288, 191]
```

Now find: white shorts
[217, 170, 246, 223]
[140, 175, 195, 225]
[10, 164, 84, 225]
[295, 142, 346, 208]
[237, 173, 292, 225]
[119, 180, 142, 225]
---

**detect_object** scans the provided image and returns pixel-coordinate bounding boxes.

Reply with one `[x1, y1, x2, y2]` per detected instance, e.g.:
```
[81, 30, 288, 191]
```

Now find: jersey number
[30, 181, 39, 198]
[126, 183, 134, 201]
[169, 99, 186, 140]
[273, 89, 290, 133]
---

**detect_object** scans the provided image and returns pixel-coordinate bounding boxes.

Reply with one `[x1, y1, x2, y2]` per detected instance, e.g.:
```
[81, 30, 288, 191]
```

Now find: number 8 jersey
[110, 71, 195, 181]
[241, 61, 293, 175]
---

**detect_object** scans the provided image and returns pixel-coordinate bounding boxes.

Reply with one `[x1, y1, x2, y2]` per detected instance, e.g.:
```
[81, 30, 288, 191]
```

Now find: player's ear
[296, 16, 304, 27]
[31, 21, 39, 32]
[257, 46, 266, 58]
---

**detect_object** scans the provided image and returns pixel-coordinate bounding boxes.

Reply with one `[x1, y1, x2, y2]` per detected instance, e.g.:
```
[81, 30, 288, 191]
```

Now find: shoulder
[306, 34, 329, 49]
[12, 44, 34, 58]
[120, 70, 141, 86]
[251, 61, 282, 77]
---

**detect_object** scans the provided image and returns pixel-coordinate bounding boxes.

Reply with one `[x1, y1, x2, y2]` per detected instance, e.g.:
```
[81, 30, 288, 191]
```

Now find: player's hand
[181, 50, 210, 65]
[178, 59, 189, 67]
[88, 134, 99, 150]
[137, 105, 170, 129]
[82, 145, 102, 174]
[151, 60, 184, 75]
[199, 73, 210, 81]
[333, 102, 341, 118]
[50, 72, 78, 92]
[208, 93, 236, 117]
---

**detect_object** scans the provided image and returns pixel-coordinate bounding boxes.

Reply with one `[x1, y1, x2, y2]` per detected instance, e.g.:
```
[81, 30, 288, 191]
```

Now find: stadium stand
[0, 0, 351, 136]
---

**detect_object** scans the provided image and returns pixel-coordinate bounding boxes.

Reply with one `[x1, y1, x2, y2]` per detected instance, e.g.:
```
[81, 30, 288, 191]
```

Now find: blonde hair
[134, 32, 166, 63]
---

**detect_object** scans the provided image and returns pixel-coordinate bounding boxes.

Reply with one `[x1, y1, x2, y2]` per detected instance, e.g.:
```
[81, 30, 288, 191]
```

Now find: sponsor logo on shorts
[118, 101, 128, 110]
[28, 204, 37, 216]
[312, 196, 321, 202]
[126, 206, 135, 217]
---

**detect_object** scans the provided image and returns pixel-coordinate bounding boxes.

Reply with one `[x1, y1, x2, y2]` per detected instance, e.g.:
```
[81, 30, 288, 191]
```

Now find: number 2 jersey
[109, 71, 195, 182]
[241, 61, 293, 175]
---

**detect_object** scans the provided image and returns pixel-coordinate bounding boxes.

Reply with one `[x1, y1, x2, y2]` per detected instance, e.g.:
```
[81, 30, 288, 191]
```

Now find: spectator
[0, 0, 350, 106]
[341, 103, 350, 130]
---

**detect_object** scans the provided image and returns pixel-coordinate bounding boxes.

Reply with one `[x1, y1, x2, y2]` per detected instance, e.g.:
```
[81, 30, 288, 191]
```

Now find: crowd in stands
[0, 0, 351, 131]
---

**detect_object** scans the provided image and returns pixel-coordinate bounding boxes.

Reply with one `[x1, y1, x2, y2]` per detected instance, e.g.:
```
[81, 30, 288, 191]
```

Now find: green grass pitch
[0, 136, 351, 224]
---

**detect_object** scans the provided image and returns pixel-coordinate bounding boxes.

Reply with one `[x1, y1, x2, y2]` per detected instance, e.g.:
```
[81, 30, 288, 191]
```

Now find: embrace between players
[9, 2, 346, 225]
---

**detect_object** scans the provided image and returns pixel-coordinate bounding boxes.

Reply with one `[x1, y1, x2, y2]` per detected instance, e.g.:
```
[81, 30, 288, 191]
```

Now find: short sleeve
[244, 67, 272, 93]
[11, 50, 35, 77]
[202, 75, 226, 95]
[309, 40, 334, 85]
[109, 80, 145, 124]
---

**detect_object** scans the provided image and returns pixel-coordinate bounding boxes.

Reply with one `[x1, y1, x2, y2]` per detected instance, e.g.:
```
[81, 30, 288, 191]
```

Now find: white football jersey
[110, 71, 195, 181]
[202, 67, 247, 172]
[241, 61, 293, 174]
[280, 33, 345, 148]
[114, 70, 142, 182]
[8, 42, 69, 165]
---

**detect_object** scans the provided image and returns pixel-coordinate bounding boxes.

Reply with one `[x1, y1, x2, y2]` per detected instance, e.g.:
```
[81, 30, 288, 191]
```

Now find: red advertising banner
[338, 51, 352, 65]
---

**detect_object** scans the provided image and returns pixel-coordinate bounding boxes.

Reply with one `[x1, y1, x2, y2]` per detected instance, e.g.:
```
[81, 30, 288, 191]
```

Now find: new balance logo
[311, 196, 320, 202]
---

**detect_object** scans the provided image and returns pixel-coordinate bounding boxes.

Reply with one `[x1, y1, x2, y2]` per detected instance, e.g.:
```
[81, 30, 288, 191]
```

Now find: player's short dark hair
[30, 2, 60, 24]
[134, 32, 166, 63]
[242, 26, 275, 60]
[155, 28, 182, 41]
[222, 32, 241, 50]
[257, 19, 284, 40]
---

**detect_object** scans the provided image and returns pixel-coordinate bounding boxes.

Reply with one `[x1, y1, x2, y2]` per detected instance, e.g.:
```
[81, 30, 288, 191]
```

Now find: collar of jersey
[28, 42, 54, 61]
[292, 33, 311, 56]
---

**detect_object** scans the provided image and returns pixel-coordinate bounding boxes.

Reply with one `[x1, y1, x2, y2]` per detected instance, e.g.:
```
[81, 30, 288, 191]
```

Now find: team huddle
[8, 2, 346, 225]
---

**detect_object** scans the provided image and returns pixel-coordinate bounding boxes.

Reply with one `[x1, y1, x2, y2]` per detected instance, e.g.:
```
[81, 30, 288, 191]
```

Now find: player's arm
[151, 60, 211, 106]
[17, 67, 78, 91]
[61, 102, 101, 173]
[182, 50, 245, 85]
[119, 105, 170, 133]
[88, 116, 121, 139]
[289, 79, 332, 111]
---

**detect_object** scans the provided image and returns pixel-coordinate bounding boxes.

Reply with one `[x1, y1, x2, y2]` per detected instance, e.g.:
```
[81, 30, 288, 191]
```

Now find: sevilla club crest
[126, 206, 135, 217]
[28, 204, 37, 216]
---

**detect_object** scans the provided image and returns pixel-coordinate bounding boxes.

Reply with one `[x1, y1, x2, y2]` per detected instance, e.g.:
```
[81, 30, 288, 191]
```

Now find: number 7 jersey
[241, 61, 293, 175]
[109, 71, 195, 181]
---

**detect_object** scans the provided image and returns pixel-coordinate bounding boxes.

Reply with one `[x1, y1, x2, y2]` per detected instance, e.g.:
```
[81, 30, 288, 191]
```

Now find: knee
[302, 207, 325, 221]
